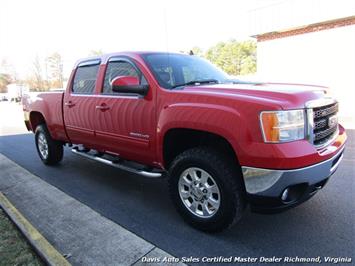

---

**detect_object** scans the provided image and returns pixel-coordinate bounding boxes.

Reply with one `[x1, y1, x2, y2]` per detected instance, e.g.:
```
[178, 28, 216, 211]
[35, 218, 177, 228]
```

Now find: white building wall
[249, 0, 355, 36]
[256, 25, 355, 119]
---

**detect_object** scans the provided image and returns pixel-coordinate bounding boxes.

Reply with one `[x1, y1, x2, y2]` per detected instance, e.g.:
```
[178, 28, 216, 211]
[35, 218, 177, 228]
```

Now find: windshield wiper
[172, 79, 219, 89]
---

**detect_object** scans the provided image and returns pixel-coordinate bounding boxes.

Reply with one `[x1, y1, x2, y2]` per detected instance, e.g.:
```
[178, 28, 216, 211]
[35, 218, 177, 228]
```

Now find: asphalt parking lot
[0, 128, 354, 264]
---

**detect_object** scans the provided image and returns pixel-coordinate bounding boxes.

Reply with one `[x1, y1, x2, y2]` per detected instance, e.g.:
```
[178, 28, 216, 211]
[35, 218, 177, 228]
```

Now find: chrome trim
[305, 97, 337, 109]
[78, 59, 101, 67]
[242, 145, 345, 194]
[242, 167, 283, 194]
[306, 107, 314, 143]
[273, 122, 304, 129]
[129, 132, 150, 139]
[314, 127, 339, 149]
[71, 149, 163, 178]
[330, 153, 343, 173]
[244, 144, 344, 173]
[305, 97, 339, 149]
[328, 115, 338, 128]
[69, 94, 140, 99]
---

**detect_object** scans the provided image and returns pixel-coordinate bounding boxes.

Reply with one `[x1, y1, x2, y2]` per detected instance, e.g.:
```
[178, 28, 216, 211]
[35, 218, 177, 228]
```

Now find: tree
[0, 59, 18, 82]
[205, 40, 256, 76]
[0, 73, 12, 93]
[89, 49, 104, 56]
[31, 55, 46, 91]
[46, 52, 64, 88]
[190, 46, 203, 56]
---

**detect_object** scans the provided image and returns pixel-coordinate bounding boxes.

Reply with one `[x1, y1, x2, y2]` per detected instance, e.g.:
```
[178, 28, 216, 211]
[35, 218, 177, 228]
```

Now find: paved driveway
[0, 130, 353, 264]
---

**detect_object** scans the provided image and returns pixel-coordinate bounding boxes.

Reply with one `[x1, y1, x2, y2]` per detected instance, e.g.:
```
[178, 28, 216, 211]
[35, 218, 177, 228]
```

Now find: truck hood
[181, 82, 328, 109]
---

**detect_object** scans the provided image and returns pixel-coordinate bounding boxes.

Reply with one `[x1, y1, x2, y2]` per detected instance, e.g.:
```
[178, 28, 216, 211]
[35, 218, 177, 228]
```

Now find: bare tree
[46, 52, 64, 88]
[89, 49, 104, 56]
[0, 59, 15, 92]
[1, 59, 18, 82]
[0, 73, 12, 93]
[32, 55, 45, 90]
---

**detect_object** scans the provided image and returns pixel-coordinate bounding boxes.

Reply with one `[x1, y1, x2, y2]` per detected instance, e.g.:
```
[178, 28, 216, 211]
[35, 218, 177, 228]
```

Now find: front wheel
[35, 124, 63, 165]
[168, 147, 246, 232]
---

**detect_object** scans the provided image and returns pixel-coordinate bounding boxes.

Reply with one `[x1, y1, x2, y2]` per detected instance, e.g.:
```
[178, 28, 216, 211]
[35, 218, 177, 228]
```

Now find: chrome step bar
[71, 148, 163, 178]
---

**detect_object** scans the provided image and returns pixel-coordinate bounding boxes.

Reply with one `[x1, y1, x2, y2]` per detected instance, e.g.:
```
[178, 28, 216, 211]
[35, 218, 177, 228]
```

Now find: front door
[94, 57, 156, 164]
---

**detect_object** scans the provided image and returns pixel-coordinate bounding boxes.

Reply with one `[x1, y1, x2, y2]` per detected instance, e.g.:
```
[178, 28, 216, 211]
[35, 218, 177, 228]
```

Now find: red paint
[23, 52, 347, 170]
[112, 76, 139, 86]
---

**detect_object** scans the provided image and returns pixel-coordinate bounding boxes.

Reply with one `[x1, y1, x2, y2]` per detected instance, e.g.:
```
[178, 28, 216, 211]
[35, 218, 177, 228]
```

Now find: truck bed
[23, 91, 68, 142]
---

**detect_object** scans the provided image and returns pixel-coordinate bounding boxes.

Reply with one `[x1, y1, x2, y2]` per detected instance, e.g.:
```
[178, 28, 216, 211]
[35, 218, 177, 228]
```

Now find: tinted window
[72, 64, 99, 94]
[142, 53, 229, 89]
[103, 60, 147, 94]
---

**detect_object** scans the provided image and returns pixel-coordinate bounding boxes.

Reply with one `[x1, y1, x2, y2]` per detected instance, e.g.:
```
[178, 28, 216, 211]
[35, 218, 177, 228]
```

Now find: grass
[0, 208, 43, 266]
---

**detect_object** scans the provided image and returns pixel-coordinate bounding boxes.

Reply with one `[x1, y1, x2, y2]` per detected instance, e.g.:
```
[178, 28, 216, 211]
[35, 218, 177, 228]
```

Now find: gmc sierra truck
[23, 52, 347, 232]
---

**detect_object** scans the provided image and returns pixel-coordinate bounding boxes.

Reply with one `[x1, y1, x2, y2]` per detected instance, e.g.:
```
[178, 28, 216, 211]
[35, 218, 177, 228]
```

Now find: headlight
[260, 110, 305, 143]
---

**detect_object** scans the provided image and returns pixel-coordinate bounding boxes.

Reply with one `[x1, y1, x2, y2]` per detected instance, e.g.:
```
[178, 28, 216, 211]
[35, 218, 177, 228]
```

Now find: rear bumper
[24, 111, 32, 131]
[242, 144, 345, 213]
[24, 120, 31, 131]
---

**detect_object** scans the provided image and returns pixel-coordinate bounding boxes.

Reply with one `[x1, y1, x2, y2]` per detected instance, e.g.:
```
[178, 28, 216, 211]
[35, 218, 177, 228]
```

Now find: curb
[0, 192, 70, 266]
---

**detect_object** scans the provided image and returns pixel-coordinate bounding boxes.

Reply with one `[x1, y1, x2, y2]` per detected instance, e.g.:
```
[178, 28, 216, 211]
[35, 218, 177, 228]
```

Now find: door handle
[64, 101, 75, 107]
[95, 104, 110, 111]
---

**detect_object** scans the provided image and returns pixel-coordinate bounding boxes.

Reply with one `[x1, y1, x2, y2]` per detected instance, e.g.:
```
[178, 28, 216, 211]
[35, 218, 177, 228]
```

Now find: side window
[72, 64, 99, 94]
[103, 60, 147, 94]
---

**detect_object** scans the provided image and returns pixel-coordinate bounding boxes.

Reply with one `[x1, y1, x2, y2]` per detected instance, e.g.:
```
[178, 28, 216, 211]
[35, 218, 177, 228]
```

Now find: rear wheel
[35, 124, 63, 165]
[168, 147, 246, 232]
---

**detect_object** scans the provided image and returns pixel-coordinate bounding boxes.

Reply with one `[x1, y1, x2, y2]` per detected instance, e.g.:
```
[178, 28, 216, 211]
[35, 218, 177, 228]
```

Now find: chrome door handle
[95, 105, 110, 111]
[65, 101, 75, 107]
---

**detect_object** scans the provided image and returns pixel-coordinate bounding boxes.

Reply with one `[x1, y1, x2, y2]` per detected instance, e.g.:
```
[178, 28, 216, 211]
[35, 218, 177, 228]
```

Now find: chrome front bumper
[242, 146, 345, 198]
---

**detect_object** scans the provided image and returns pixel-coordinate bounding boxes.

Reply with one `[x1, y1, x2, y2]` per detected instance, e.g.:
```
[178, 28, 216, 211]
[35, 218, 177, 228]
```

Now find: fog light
[280, 184, 307, 203]
[281, 188, 289, 201]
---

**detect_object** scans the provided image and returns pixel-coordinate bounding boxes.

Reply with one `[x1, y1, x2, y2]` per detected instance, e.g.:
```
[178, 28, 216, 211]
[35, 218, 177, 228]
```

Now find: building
[250, 0, 355, 125]
[7, 83, 29, 102]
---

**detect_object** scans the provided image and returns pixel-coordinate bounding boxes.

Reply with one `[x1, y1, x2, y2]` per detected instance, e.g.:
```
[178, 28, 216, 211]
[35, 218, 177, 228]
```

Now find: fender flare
[156, 103, 247, 165]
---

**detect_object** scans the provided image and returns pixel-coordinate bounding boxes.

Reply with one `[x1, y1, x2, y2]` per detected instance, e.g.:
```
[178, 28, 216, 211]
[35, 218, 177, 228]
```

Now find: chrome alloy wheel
[178, 167, 221, 218]
[37, 132, 49, 159]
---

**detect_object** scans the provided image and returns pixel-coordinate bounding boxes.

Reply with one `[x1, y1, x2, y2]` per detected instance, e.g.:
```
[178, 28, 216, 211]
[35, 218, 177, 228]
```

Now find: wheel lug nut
[203, 189, 207, 193]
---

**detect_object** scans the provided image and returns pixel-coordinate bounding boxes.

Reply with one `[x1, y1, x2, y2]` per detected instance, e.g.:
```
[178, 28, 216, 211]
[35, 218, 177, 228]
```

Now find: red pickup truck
[23, 52, 347, 232]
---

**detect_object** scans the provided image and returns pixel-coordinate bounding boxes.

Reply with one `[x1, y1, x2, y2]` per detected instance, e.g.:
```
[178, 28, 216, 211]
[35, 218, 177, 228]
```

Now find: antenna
[163, 4, 170, 71]
[163, 5, 169, 53]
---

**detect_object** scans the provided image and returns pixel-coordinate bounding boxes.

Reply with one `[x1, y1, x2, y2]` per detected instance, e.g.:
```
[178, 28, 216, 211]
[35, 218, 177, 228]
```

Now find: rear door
[94, 57, 156, 164]
[63, 60, 100, 146]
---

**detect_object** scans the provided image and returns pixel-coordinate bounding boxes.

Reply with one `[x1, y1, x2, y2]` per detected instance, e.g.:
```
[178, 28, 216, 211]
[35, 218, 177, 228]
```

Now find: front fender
[157, 103, 247, 165]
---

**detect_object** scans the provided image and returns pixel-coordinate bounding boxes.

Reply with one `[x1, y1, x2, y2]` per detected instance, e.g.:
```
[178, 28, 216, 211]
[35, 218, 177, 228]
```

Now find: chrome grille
[311, 102, 339, 147]
[314, 126, 337, 141]
[313, 103, 338, 119]
[314, 119, 327, 130]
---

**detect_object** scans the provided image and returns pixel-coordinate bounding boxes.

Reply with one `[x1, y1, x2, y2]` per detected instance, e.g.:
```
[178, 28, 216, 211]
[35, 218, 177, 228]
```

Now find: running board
[71, 148, 164, 178]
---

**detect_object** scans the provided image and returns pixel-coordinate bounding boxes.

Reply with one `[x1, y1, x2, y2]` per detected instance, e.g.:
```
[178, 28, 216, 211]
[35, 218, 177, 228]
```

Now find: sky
[1, 0, 353, 79]
[0, 0, 281, 78]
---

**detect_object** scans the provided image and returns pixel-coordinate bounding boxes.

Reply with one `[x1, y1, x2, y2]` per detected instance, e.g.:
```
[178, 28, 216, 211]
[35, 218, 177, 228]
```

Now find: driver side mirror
[111, 76, 149, 95]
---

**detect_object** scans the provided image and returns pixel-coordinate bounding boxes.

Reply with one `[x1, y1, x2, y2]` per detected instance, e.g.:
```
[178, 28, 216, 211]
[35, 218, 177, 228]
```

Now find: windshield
[142, 53, 230, 89]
